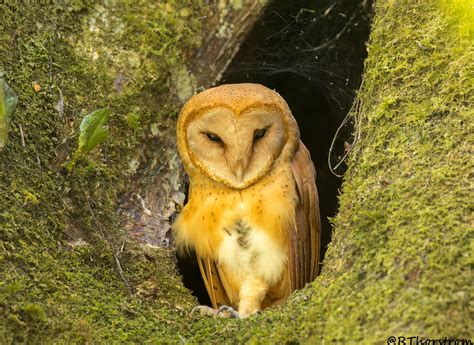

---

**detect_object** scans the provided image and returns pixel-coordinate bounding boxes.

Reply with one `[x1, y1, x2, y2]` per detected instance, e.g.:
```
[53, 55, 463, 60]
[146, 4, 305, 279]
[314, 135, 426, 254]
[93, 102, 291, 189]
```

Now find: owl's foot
[216, 305, 240, 318]
[190, 305, 240, 318]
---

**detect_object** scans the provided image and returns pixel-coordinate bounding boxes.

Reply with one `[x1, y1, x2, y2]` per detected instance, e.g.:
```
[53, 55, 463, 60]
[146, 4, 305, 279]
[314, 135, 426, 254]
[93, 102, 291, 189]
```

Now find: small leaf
[0, 74, 19, 151]
[72, 108, 110, 162]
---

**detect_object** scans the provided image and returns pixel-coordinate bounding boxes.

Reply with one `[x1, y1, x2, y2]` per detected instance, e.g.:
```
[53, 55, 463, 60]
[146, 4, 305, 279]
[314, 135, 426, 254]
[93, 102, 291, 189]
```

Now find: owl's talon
[217, 305, 240, 318]
[191, 305, 219, 317]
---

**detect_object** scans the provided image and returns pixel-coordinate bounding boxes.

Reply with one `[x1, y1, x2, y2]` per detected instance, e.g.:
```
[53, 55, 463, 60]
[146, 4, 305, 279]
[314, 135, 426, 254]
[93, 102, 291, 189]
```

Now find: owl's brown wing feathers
[197, 257, 230, 309]
[290, 141, 321, 291]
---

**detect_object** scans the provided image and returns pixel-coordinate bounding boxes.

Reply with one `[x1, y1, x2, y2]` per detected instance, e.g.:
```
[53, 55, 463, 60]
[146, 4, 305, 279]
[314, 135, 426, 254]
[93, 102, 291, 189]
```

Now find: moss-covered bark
[0, 1, 204, 342]
[1, 0, 471, 343]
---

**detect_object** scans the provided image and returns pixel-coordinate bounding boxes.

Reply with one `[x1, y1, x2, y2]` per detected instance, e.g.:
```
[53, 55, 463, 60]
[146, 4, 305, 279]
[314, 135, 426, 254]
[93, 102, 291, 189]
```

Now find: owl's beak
[234, 162, 245, 181]
[231, 156, 250, 182]
[226, 142, 252, 183]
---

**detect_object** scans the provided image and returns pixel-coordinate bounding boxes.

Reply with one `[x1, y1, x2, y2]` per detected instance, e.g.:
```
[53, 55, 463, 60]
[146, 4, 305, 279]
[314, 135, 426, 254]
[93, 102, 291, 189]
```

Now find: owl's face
[186, 107, 286, 188]
[177, 84, 300, 189]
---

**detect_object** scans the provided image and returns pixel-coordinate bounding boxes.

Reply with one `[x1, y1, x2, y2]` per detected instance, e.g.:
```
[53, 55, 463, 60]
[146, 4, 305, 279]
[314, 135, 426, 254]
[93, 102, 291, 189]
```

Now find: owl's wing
[197, 256, 230, 309]
[289, 141, 321, 291]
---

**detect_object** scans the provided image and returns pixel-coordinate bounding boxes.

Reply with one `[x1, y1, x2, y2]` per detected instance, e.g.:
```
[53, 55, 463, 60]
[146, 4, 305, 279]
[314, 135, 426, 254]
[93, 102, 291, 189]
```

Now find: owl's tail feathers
[197, 257, 231, 309]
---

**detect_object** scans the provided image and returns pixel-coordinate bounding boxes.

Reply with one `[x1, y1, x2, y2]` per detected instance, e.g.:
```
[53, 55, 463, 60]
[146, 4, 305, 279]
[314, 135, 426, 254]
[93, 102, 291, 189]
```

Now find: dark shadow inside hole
[177, 0, 373, 305]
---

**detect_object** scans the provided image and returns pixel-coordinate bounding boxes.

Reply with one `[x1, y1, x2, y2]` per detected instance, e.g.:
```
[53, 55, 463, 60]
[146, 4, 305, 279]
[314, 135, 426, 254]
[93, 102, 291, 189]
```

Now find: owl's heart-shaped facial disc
[185, 107, 286, 188]
[176, 83, 301, 189]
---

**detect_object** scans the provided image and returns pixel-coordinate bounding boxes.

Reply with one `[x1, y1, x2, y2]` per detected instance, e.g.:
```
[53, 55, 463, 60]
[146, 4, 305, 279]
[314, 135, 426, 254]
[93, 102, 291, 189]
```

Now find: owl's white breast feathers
[217, 219, 287, 285]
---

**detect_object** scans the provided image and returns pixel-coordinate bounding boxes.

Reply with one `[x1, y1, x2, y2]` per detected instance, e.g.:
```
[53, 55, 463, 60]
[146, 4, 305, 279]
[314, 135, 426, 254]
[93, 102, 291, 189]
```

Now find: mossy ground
[1, 0, 472, 343]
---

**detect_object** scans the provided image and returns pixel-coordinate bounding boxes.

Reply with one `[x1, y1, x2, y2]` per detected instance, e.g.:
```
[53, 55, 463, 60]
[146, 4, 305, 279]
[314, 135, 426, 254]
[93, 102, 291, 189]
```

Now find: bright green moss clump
[0, 0, 471, 343]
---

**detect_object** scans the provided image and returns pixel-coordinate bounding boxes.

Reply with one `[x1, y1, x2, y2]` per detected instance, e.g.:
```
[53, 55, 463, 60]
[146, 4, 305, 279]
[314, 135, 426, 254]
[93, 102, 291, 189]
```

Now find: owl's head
[176, 83, 300, 189]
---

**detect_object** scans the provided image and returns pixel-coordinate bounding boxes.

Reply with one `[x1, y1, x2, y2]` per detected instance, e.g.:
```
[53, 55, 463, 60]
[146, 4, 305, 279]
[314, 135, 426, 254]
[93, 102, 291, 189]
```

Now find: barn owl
[173, 83, 321, 317]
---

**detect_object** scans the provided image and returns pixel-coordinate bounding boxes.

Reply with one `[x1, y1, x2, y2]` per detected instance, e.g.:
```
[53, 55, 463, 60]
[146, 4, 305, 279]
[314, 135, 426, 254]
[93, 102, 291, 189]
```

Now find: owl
[173, 83, 321, 317]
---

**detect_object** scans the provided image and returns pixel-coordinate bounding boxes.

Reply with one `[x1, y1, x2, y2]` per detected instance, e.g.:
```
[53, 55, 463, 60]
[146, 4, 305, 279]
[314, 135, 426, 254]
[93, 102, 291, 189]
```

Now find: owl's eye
[205, 132, 222, 142]
[253, 128, 266, 140]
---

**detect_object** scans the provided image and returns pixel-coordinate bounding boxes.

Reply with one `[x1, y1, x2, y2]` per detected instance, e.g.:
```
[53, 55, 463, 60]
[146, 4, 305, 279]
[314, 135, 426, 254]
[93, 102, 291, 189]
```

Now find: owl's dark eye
[253, 128, 266, 140]
[205, 132, 222, 142]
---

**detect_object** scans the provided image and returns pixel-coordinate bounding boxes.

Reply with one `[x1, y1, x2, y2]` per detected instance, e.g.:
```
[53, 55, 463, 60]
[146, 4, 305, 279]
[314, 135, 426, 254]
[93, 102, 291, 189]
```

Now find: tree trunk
[0, 0, 471, 343]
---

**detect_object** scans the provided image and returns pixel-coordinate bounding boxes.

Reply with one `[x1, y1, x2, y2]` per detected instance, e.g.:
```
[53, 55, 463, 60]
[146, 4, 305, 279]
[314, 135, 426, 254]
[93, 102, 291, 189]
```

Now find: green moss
[439, 0, 473, 42]
[0, 0, 203, 342]
[1, 0, 471, 343]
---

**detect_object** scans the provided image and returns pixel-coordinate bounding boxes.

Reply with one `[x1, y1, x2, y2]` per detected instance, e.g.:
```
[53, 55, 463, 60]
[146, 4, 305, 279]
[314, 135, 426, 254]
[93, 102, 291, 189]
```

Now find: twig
[115, 243, 132, 296]
[18, 123, 25, 147]
[328, 77, 364, 177]
[55, 86, 64, 118]
[83, 200, 132, 295]
[48, 56, 54, 96]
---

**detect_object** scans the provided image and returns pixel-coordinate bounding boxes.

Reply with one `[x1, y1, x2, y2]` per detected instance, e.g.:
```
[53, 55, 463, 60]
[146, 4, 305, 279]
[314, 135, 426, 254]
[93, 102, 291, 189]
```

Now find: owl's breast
[218, 168, 298, 285]
[173, 166, 298, 284]
[217, 216, 287, 286]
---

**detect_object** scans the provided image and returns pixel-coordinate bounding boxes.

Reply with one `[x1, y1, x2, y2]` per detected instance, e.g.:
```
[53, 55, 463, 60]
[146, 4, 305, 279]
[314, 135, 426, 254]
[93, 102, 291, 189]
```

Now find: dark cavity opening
[177, 0, 373, 305]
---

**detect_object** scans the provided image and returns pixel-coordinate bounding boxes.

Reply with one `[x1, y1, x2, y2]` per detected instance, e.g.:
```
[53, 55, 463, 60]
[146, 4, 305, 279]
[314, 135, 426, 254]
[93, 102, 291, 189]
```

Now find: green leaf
[72, 108, 110, 162]
[0, 74, 19, 151]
